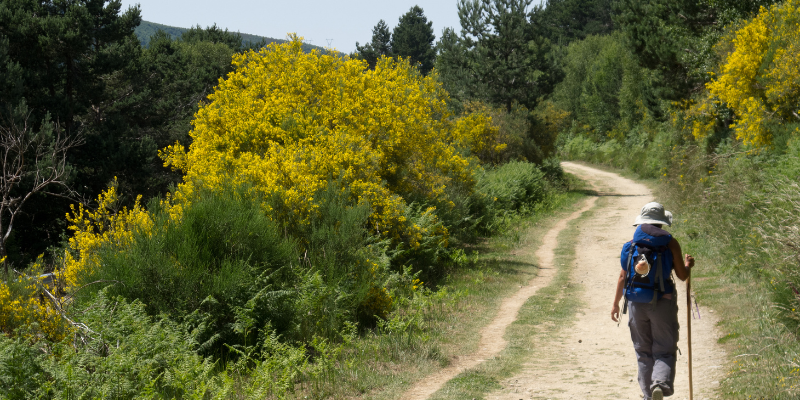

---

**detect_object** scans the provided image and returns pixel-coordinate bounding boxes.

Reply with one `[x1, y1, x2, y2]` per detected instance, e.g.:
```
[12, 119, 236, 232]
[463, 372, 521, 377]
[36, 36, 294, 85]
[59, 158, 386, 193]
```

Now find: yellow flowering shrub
[676, 96, 720, 142]
[161, 37, 491, 243]
[361, 286, 393, 320]
[58, 38, 501, 327]
[449, 106, 505, 162]
[62, 179, 152, 288]
[705, 0, 800, 146]
[0, 261, 71, 340]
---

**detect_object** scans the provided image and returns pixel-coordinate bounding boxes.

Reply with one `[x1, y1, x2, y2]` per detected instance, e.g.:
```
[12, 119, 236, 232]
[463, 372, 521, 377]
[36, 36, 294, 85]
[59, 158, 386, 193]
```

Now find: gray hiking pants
[628, 295, 679, 399]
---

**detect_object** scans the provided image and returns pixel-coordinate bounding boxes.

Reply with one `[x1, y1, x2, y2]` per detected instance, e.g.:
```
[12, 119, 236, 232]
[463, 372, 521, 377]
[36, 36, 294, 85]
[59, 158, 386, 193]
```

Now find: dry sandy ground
[403, 193, 597, 400]
[404, 162, 725, 400]
[485, 162, 725, 400]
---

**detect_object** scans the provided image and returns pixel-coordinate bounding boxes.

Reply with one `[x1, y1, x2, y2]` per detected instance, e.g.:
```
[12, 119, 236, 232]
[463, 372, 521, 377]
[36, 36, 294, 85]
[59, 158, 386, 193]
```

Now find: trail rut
[402, 192, 597, 400]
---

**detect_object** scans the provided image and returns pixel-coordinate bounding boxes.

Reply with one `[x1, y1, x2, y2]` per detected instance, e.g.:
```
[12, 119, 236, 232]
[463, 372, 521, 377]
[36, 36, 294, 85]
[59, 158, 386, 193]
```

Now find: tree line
[0, 0, 266, 267]
[0, 0, 786, 271]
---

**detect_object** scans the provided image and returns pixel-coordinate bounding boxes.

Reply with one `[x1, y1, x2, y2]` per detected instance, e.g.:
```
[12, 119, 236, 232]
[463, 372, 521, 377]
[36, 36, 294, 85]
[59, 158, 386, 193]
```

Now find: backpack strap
[622, 243, 635, 315]
[649, 251, 666, 307]
[656, 251, 665, 292]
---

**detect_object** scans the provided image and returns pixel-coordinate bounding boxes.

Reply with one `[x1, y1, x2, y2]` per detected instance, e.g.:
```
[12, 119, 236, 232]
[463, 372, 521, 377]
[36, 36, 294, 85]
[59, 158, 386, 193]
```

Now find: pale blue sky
[121, 1, 544, 53]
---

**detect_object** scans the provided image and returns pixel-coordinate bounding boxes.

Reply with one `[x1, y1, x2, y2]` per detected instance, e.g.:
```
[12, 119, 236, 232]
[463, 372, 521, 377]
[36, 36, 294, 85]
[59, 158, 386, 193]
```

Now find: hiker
[610, 202, 695, 400]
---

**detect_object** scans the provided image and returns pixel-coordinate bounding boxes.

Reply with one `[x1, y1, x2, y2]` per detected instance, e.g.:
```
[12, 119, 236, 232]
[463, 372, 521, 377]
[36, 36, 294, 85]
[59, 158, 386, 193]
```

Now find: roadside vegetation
[4, 0, 800, 398]
[0, 183, 585, 399]
[0, 30, 572, 399]
[556, 1, 800, 398]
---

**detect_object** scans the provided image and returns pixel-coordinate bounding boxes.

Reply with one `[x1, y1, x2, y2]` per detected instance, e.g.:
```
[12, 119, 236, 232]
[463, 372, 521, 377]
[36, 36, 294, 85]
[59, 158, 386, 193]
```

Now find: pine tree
[434, 27, 472, 109]
[535, 0, 615, 44]
[391, 6, 436, 75]
[447, 0, 553, 111]
[0, 0, 142, 264]
[355, 20, 393, 70]
[0, 0, 142, 137]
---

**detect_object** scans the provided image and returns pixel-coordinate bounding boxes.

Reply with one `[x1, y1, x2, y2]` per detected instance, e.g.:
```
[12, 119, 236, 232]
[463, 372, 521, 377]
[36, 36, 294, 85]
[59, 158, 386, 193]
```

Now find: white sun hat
[633, 202, 672, 226]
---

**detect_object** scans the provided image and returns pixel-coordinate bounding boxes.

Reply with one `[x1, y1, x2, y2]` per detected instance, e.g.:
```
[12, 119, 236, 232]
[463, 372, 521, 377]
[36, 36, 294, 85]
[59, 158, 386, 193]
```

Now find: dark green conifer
[444, 0, 553, 111]
[535, 0, 615, 44]
[355, 19, 393, 69]
[391, 6, 436, 75]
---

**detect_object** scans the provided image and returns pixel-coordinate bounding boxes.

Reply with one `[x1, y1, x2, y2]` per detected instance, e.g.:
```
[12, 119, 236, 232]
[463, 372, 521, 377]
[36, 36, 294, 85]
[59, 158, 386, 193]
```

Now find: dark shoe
[651, 386, 664, 400]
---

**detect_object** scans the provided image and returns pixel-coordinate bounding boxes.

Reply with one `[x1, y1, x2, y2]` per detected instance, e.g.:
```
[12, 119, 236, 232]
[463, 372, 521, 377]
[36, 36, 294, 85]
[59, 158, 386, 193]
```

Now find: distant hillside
[134, 20, 327, 53]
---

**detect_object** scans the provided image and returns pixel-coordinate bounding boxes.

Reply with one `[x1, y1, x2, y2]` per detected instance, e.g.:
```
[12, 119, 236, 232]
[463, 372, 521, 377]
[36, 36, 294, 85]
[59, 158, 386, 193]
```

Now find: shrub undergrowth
[0, 165, 567, 399]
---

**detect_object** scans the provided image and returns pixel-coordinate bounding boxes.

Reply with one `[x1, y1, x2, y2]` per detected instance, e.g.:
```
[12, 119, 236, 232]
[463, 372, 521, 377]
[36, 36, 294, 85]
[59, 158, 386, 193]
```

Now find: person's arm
[611, 269, 626, 322]
[668, 238, 695, 281]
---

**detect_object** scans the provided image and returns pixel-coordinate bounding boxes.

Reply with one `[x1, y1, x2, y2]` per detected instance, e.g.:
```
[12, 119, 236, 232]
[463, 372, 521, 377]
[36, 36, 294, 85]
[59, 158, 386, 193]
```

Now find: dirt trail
[402, 194, 598, 400]
[486, 162, 725, 400]
[404, 162, 725, 400]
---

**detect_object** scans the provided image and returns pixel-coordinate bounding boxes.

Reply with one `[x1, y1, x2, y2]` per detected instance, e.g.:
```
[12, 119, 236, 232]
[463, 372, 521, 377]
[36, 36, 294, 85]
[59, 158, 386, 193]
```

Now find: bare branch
[0, 106, 83, 276]
[40, 284, 98, 338]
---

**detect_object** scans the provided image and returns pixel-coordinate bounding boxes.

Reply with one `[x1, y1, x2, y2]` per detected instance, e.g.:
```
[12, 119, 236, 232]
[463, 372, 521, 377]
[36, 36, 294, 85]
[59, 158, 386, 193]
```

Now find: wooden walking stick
[686, 275, 694, 400]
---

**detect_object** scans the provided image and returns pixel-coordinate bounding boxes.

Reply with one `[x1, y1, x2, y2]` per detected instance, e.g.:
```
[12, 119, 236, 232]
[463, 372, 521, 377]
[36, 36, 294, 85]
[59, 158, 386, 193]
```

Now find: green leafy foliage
[77, 184, 385, 355]
[477, 161, 547, 212]
[553, 33, 654, 139]
[1, 291, 219, 400]
[0, 335, 45, 399]
[92, 189, 288, 305]
[435, 27, 471, 109]
[612, 0, 778, 100]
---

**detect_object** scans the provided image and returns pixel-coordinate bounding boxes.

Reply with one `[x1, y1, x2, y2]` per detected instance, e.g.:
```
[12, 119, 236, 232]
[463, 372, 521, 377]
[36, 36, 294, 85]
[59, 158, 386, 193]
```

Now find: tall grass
[658, 143, 800, 398]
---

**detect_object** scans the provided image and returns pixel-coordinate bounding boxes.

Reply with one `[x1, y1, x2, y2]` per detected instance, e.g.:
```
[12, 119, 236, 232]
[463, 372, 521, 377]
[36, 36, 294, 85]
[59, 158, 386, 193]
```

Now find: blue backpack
[620, 224, 674, 314]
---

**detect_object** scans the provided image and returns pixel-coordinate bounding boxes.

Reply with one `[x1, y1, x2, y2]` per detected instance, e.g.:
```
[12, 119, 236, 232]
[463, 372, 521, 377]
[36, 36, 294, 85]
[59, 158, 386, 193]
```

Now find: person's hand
[685, 254, 695, 269]
[611, 303, 621, 323]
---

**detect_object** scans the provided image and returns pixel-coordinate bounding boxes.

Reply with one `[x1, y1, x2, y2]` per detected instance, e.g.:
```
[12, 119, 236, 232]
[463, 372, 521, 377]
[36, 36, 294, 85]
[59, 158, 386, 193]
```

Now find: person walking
[611, 202, 695, 400]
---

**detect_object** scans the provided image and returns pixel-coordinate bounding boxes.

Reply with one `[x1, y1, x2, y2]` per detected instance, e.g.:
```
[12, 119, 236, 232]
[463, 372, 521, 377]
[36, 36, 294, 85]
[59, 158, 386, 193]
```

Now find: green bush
[77, 183, 392, 355]
[81, 188, 294, 357]
[477, 161, 547, 213]
[271, 180, 388, 337]
[561, 134, 597, 161]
